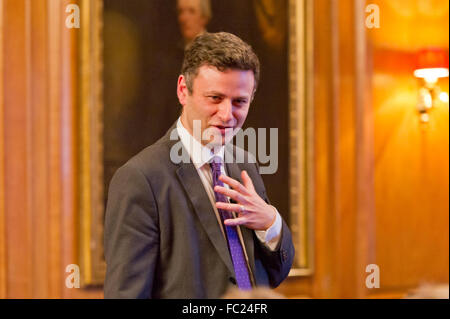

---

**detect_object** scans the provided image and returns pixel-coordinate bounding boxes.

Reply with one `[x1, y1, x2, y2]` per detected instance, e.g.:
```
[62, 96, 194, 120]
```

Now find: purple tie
[210, 157, 252, 290]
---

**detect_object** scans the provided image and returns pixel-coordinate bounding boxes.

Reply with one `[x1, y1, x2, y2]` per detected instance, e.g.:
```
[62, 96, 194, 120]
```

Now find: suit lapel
[175, 163, 235, 275]
[167, 126, 257, 281]
[167, 125, 235, 276]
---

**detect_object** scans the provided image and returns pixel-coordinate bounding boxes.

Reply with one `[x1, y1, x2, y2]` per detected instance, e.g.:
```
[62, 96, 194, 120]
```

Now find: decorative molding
[47, 0, 63, 298]
[354, 0, 375, 298]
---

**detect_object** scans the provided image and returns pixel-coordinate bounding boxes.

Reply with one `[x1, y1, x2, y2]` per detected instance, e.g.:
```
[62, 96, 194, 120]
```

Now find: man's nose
[218, 101, 233, 123]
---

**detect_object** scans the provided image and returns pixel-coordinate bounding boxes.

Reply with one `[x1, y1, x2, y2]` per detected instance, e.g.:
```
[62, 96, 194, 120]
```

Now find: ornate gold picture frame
[77, 0, 105, 286]
[287, 0, 314, 275]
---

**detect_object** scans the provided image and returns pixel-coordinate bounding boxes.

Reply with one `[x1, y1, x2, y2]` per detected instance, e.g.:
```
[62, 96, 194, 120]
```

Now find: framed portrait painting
[77, 0, 314, 286]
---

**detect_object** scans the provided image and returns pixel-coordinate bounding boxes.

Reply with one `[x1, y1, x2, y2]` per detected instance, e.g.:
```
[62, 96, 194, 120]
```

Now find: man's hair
[181, 32, 260, 96]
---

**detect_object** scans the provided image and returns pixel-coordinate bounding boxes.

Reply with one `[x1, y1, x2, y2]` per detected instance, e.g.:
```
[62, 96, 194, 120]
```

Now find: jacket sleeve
[103, 163, 159, 299]
[255, 219, 295, 288]
[249, 161, 295, 288]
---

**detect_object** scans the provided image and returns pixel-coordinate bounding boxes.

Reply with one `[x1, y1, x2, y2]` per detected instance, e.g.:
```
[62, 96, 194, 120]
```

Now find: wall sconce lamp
[413, 48, 449, 123]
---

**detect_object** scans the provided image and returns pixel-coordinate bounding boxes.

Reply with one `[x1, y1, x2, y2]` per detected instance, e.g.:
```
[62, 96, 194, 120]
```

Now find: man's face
[177, 65, 255, 146]
[177, 0, 208, 42]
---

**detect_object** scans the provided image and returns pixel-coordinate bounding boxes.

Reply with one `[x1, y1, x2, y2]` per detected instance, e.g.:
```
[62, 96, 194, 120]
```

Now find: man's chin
[203, 127, 234, 145]
[203, 135, 226, 148]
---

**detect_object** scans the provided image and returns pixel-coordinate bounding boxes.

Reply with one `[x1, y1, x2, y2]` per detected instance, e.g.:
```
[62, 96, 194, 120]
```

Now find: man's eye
[209, 96, 222, 102]
[234, 99, 247, 105]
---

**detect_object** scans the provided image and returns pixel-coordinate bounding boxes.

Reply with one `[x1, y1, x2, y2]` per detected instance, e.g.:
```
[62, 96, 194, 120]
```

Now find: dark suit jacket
[104, 123, 295, 298]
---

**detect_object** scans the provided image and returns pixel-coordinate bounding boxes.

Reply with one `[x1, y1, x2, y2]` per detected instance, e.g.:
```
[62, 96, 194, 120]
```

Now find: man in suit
[104, 32, 295, 298]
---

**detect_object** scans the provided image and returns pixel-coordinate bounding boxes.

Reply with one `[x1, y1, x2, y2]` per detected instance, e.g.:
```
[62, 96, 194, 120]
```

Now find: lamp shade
[414, 48, 449, 80]
[416, 48, 449, 69]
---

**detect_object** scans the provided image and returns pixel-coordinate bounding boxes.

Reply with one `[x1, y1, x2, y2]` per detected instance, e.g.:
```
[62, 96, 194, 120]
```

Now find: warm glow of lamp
[439, 92, 449, 103]
[413, 48, 449, 123]
[414, 68, 449, 83]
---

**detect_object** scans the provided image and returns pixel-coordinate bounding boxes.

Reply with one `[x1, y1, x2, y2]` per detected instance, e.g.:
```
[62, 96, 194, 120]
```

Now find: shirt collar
[176, 117, 225, 169]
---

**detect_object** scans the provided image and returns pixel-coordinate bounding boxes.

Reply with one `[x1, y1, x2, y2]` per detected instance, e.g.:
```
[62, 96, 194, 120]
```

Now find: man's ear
[177, 75, 188, 106]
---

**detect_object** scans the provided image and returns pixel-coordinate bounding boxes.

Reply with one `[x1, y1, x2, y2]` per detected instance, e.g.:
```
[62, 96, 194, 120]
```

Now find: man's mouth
[211, 125, 234, 135]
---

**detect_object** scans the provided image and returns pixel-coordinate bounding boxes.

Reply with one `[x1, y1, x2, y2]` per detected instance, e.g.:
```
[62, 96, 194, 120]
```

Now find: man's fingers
[224, 217, 247, 227]
[216, 202, 250, 213]
[241, 170, 255, 191]
[214, 185, 246, 203]
[218, 175, 249, 195]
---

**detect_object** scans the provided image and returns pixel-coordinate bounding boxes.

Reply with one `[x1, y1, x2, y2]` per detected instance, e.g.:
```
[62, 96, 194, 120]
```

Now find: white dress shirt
[176, 118, 282, 253]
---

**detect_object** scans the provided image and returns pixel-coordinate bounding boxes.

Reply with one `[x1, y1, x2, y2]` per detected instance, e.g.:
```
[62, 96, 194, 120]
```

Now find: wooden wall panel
[60, 0, 79, 298]
[280, 0, 447, 299]
[0, 0, 6, 300]
[310, 0, 339, 298]
[30, 0, 49, 298]
[354, 0, 376, 299]
[47, 0, 63, 299]
[0, 0, 447, 299]
[277, 0, 375, 298]
[3, 0, 32, 298]
[371, 54, 449, 294]
[368, 0, 449, 297]
[0, 0, 102, 298]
